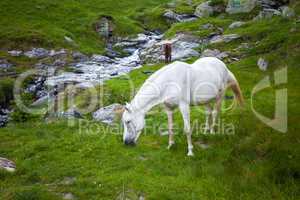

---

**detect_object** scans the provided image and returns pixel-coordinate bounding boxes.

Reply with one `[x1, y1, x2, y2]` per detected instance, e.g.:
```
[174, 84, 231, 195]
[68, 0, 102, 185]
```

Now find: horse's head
[122, 103, 145, 146]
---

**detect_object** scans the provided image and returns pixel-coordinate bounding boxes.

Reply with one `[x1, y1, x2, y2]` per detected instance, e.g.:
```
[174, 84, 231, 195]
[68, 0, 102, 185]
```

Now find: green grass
[0, 0, 170, 54]
[1, 0, 300, 199]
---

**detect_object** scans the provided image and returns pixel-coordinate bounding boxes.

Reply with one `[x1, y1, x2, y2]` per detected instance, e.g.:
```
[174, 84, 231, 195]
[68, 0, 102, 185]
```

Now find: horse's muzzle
[124, 139, 136, 146]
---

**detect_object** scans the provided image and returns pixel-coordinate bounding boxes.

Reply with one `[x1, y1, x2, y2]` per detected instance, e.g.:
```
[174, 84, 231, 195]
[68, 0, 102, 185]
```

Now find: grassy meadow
[0, 0, 300, 199]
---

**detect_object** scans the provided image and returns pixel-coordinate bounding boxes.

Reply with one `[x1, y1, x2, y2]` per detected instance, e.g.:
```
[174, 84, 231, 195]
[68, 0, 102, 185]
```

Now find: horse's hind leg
[204, 104, 212, 134]
[179, 102, 193, 156]
[165, 106, 175, 149]
[211, 92, 224, 134]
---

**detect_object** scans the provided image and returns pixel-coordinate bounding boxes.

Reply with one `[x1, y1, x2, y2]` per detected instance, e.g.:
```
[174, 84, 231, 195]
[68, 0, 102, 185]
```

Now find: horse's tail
[227, 71, 244, 106]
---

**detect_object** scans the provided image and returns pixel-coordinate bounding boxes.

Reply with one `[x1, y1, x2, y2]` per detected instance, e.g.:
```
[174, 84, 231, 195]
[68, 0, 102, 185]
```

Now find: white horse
[122, 57, 243, 156]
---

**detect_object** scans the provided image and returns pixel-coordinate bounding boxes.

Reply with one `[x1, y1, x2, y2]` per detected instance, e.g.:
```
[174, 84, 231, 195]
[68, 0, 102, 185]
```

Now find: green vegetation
[1, 0, 300, 199]
[0, 0, 170, 54]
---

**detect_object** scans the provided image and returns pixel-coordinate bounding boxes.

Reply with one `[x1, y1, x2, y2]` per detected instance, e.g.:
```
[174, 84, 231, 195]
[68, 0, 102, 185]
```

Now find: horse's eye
[126, 121, 130, 124]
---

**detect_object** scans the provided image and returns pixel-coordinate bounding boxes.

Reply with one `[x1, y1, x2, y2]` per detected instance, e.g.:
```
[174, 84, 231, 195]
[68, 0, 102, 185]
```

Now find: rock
[0, 109, 9, 127]
[254, 8, 281, 20]
[60, 108, 83, 119]
[226, 0, 257, 14]
[194, 1, 214, 18]
[195, 141, 210, 149]
[49, 49, 67, 57]
[61, 177, 76, 185]
[201, 49, 229, 60]
[8, 50, 22, 57]
[93, 103, 124, 124]
[209, 34, 240, 44]
[24, 48, 49, 59]
[139, 33, 201, 63]
[72, 52, 89, 62]
[257, 58, 268, 71]
[229, 21, 246, 29]
[0, 157, 16, 172]
[64, 36, 74, 44]
[163, 10, 197, 23]
[0, 59, 13, 70]
[201, 23, 214, 30]
[257, 0, 287, 9]
[91, 55, 114, 63]
[280, 6, 295, 19]
[63, 193, 75, 200]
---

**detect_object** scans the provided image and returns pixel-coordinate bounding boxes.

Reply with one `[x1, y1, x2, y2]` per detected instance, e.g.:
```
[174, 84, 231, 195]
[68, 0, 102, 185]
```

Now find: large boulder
[93, 103, 124, 124]
[226, 0, 257, 14]
[194, 1, 214, 18]
[139, 33, 201, 63]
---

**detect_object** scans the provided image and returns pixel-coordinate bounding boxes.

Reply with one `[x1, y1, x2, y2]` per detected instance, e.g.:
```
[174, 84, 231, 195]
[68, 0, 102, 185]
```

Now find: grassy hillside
[0, 0, 170, 53]
[0, 0, 300, 199]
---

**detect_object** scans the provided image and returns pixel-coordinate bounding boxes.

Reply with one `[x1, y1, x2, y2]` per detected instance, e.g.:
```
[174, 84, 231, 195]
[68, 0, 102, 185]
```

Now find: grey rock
[0, 59, 13, 70]
[24, 48, 49, 58]
[163, 10, 197, 23]
[201, 23, 214, 29]
[49, 49, 67, 57]
[195, 1, 214, 18]
[64, 36, 74, 44]
[91, 55, 114, 63]
[63, 193, 75, 200]
[258, 58, 268, 71]
[254, 8, 281, 20]
[139, 33, 201, 63]
[61, 177, 76, 185]
[8, 50, 22, 57]
[60, 108, 83, 119]
[229, 21, 246, 29]
[201, 49, 229, 60]
[0, 114, 9, 127]
[93, 103, 124, 124]
[0, 157, 16, 172]
[209, 34, 240, 44]
[226, 0, 257, 14]
[72, 52, 89, 62]
[281, 6, 295, 19]
[257, 0, 287, 9]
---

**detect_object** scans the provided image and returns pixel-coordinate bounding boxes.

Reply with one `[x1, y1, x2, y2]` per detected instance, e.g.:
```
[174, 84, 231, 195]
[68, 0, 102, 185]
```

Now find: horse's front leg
[165, 108, 175, 149]
[179, 102, 193, 156]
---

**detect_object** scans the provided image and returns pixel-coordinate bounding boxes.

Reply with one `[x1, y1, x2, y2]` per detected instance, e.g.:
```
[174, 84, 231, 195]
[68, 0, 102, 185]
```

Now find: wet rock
[229, 21, 246, 29]
[93, 103, 124, 124]
[194, 1, 214, 18]
[226, 0, 257, 14]
[91, 55, 114, 63]
[0, 157, 16, 172]
[8, 50, 22, 57]
[201, 49, 229, 60]
[24, 48, 49, 59]
[209, 34, 240, 44]
[258, 58, 268, 71]
[0, 59, 13, 70]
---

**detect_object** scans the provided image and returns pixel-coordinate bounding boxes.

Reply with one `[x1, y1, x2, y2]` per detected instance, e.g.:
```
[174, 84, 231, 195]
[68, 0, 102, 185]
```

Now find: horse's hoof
[187, 151, 194, 157]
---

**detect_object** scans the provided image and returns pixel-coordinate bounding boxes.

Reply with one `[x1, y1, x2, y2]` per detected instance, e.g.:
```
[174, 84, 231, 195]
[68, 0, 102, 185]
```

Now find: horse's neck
[130, 84, 163, 115]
